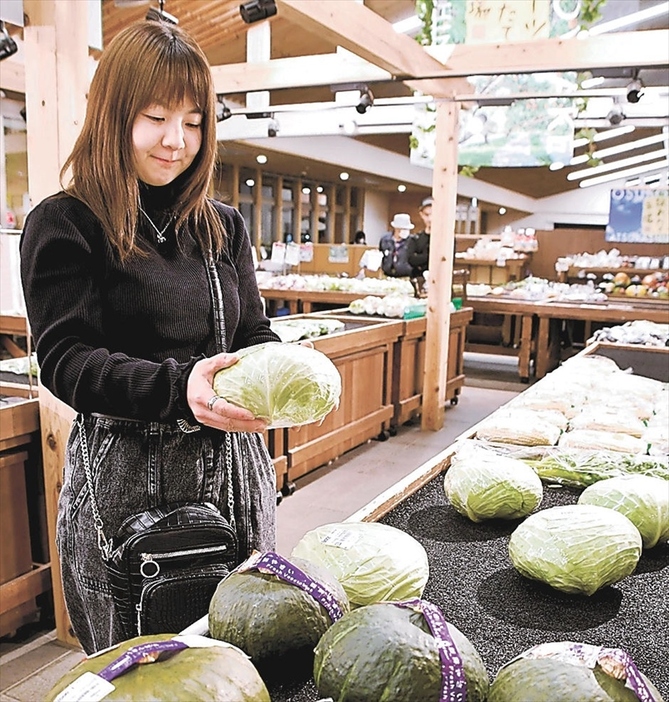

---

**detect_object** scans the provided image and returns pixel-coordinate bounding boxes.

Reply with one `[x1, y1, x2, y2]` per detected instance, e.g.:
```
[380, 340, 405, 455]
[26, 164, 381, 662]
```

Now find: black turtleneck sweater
[20, 185, 278, 423]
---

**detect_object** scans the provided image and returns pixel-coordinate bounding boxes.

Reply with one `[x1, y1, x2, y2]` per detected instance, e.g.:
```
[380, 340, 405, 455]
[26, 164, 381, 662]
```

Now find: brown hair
[61, 20, 223, 259]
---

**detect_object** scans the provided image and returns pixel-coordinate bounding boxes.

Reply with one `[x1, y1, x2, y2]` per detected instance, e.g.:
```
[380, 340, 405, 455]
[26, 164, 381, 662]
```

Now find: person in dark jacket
[379, 212, 414, 277]
[407, 196, 433, 278]
[20, 20, 280, 654]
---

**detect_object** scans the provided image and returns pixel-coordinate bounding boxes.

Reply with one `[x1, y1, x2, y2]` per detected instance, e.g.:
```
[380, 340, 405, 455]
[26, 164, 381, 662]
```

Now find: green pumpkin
[45, 634, 270, 702]
[488, 656, 665, 702]
[313, 602, 489, 702]
[208, 556, 349, 676]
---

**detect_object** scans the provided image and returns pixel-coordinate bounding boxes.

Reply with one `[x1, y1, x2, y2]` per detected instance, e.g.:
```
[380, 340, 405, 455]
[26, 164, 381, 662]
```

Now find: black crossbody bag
[80, 254, 239, 640]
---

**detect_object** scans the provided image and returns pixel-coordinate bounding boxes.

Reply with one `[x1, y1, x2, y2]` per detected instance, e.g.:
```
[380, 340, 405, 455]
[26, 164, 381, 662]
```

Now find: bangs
[143, 51, 211, 113]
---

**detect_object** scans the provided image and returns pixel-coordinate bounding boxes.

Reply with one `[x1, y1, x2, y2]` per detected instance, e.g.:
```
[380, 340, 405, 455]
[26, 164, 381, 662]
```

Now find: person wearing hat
[379, 213, 414, 277]
[408, 197, 433, 287]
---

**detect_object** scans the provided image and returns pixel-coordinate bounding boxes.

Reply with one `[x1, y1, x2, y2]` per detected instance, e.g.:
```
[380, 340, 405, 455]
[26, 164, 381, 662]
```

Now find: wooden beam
[0, 59, 25, 93]
[422, 100, 460, 432]
[211, 51, 392, 95]
[274, 0, 464, 98]
[415, 29, 669, 79]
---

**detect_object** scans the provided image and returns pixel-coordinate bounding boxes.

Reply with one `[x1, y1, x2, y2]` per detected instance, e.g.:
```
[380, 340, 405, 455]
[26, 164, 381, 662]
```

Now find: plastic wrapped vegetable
[578, 475, 669, 549]
[213, 342, 341, 428]
[291, 522, 429, 608]
[558, 429, 647, 455]
[475, 410, 562, 447]
[508, 504, 642, 595]
[444, 441, 543, 522]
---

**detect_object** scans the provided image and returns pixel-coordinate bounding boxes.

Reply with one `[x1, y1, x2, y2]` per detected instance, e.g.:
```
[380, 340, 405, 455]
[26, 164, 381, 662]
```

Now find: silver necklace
[139, 205, 174, 244]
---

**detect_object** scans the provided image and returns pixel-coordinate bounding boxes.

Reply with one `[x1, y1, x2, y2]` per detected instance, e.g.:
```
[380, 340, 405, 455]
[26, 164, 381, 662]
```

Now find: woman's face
[132, 99, 203, 186]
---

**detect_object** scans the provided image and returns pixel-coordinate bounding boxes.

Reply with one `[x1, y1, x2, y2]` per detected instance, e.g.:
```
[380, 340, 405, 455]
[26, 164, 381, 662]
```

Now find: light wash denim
[56, 413, 276, 654]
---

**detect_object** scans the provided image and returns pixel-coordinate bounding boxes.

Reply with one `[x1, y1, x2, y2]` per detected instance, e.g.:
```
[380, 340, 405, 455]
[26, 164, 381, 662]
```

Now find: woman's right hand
[187, 353, 268, 433]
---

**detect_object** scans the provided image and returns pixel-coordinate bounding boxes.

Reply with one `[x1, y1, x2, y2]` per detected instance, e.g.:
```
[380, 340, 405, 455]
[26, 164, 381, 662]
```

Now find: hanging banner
[606, 188, 669, 244]
[465, 0, 551, 44]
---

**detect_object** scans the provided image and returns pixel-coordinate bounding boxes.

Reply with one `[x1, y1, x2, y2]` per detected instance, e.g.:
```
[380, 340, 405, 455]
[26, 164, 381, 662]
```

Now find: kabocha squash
[45, 634, 270, 702]
[488, 642, 665, 702]
[208, 552, 349, 678]
[313, 601, 489, 702]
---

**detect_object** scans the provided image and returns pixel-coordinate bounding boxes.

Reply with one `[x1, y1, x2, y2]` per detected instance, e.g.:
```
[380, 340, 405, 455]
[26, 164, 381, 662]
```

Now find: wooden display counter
[0, 313, 30, 359]
[557, 266, 667, 285]
[278, 316, 403, 490]
[455, 256, 528, 285]
[467, 295, 669, 382]
[0, 384, 51, 638]
[259, 287, 383, 317]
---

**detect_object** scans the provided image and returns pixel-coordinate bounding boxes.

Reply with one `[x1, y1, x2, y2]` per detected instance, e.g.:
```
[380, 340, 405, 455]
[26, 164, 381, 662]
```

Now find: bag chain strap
[81, 251, 236, 556]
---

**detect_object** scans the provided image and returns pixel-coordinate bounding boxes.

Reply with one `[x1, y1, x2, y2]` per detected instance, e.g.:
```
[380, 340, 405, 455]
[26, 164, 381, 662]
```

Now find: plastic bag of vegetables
[444, 441, 543, 522]
[291, 522, 429, 608]
[508, 504, 642, 595]
[213, 342, 341, 428]
[578, 475, 669, 549]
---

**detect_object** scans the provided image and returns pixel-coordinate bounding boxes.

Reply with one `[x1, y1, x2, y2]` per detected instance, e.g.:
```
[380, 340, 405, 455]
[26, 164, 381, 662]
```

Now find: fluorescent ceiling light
[393, 15, 421, 34]
[586, 2, 669, 35]
[570, 133, 666, 165]
[579, 160, 668, 188]
[567, 149, 668, 180]
[572, 125, 635, 149]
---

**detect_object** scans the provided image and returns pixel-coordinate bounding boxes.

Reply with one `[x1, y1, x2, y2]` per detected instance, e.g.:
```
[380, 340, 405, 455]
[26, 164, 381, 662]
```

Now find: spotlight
[356, 88, 374, 115]
[626, 77, 644, 104]
[240, 0, 277, 24]
[267, 118, 280, 137]
[216, 96, 232, 122]
[146, 0, 178, 25]
[606, 104, 626, 126]
[0, 22, 18, 62]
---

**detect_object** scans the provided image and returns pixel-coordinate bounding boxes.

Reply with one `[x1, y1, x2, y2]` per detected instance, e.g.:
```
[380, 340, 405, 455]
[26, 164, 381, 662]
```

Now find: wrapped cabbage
[568, 406, 647, 437]
[578, 475, 669, 549]
[508, 504, 642, 595]
[558, 429, 648, 455]
[475, 410, 562, 446]
[444, 441, 543, 522]
[213, 342, 341, 428]
[291, 522, 429, 608]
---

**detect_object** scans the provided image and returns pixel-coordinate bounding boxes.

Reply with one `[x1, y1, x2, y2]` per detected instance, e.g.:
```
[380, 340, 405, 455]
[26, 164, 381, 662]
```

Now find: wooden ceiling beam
[211, 52, 392, 95]
[274, 0, 467, 98]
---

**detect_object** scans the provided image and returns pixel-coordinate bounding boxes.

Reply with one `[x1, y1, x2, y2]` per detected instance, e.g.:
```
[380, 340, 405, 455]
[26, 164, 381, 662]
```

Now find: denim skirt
[56, 413, 276, 654]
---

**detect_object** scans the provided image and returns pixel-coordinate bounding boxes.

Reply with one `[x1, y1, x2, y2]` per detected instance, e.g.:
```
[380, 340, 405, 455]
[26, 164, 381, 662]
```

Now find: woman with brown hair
[20, 20, 280, 653]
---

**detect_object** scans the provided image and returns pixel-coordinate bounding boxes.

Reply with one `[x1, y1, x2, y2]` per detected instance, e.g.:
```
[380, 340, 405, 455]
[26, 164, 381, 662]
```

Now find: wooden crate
[283, 316, 402, 484]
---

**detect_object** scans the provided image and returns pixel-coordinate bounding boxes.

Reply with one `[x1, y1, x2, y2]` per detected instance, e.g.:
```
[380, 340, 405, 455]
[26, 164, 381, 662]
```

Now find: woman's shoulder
[26, 192, 99, 229]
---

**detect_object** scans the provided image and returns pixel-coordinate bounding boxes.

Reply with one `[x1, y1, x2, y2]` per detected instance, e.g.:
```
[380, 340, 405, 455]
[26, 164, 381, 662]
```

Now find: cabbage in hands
[444, 441, 543, 522]
[213, 342, 341, 428]
[578, 475, 669, 549]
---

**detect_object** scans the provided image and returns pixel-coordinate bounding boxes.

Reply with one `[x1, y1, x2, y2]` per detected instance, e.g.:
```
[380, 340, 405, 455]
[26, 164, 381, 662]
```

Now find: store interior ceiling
[7, 0, 669, 220]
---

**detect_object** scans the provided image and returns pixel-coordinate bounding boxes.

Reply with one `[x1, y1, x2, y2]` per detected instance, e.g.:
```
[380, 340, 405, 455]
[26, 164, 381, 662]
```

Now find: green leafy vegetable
[508, 504, 642, 595]
[578, 476, 669, 549]
[444, 441, 543, 522]
[213, 342, 341, 428]
[291, 522, 429, 608]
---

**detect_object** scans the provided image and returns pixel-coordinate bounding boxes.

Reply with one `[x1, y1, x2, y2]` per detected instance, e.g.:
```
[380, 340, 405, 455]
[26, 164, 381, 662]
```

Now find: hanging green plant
[414, 0, 434, 46]
[459, 165, 479, 178]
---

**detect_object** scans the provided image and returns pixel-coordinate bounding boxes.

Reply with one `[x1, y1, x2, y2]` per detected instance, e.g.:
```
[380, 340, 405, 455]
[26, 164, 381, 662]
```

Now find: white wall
[363, 189, 391, 246]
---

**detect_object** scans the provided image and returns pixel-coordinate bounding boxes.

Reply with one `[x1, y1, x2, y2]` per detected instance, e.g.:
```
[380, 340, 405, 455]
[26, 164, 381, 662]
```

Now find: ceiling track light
[216, 96, 232, 122]
[606, 102, 626, 127]
[0, 22, 18, 62]
[626, 70, 645, 104]
[356, 87, 374, 115]
[146, 0, 178, 24]
[240, 0, 277, 24]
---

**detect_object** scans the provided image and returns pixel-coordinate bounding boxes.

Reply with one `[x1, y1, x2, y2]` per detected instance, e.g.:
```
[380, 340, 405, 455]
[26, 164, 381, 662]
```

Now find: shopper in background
[20, 20, 280, 654]
[379, 213, 414, 277]
[408, 196, 433, 294]
[353, 230, 367, 245]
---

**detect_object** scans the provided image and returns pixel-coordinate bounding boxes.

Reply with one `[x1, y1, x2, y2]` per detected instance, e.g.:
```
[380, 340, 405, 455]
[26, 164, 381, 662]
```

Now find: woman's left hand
[187, 352, 269, 433]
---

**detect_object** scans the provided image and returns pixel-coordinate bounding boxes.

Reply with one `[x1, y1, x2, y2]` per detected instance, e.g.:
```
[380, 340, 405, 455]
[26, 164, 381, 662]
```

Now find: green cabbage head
[291, 522, 429, 608]
[509, 504, 642, 595]
[444, 441, 543, 522]
[213, 342, 341, 428]
[578, 475, 669, 549]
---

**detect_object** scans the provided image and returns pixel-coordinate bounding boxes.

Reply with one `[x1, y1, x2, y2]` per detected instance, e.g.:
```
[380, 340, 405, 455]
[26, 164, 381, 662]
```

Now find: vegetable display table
[263, 344, 669, 701]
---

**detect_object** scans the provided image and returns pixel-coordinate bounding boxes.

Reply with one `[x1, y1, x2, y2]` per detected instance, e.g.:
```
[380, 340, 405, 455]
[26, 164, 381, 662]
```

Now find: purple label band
[242, 551, 344, 623]
[394, 598, 467, 702]
[599, 648, 658, 702]
[97, 639, 188, 683]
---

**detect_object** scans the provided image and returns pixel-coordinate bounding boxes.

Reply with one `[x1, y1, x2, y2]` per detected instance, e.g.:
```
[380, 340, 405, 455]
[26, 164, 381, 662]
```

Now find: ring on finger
[206, 395, 221, 412]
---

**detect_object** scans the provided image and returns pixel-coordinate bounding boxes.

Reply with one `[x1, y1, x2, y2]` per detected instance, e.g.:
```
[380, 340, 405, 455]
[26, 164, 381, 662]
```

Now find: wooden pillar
[274, 175, 283, 243]
[327, 184, 336, 242]
[22, 0, 89, 649]
[253, 168, 262, 249]
[421, 99, 460, 431]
